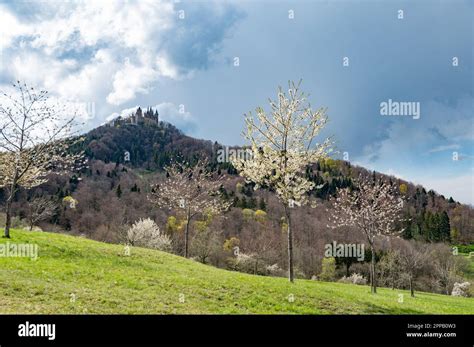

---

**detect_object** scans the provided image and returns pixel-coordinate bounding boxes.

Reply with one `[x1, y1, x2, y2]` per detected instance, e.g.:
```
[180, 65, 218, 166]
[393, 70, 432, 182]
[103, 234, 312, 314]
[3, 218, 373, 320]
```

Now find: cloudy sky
[0, 0, 472, 204]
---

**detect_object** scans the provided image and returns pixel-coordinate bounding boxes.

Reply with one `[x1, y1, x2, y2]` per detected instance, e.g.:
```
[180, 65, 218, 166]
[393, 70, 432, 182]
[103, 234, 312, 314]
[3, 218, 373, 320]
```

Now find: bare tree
[431, 244, 467, 295]
[148, 160, 231, 258]
[231, 80, 333, 282]
[328, 175, 404, 293]
[191, 224, 222, 264]
[399, 241, 428, 297]
[378, 249, 403, 290]
[0, 81, 85, 238]
[26, 196, 57, 231]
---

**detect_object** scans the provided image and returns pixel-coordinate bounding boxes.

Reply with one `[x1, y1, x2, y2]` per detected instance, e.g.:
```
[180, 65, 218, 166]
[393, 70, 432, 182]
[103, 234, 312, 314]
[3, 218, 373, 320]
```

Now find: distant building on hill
[108, 107, 159, 127]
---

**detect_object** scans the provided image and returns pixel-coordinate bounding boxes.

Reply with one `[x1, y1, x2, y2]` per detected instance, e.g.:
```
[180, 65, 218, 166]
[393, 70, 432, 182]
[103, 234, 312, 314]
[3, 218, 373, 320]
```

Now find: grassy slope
[0, 229, 472, 314]
[461, 253, 474, 280]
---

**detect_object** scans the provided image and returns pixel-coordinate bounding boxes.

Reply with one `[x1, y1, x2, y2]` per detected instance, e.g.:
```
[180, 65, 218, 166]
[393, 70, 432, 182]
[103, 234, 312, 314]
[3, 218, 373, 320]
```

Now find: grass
[0, 229, 473, 314]
[460, 253, 474, 280]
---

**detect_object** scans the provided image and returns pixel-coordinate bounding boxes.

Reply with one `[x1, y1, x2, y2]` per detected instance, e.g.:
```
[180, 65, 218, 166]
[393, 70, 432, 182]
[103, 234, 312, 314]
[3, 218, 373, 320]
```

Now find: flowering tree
[328, 174, 404, 293]
[0, 82, 85, 238]
[232, 80, 333, 282]
[127, 218, 172, 251]
[148, 160, 231, 258]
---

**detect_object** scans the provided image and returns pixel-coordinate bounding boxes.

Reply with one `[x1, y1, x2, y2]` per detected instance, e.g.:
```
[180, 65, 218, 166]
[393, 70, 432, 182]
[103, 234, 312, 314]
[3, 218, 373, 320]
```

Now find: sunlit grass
[0, 229, 472, 314]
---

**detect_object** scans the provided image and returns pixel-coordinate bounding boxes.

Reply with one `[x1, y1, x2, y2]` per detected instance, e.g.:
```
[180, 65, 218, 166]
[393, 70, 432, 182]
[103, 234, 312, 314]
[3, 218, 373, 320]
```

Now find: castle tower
[136, 107, 143, 124]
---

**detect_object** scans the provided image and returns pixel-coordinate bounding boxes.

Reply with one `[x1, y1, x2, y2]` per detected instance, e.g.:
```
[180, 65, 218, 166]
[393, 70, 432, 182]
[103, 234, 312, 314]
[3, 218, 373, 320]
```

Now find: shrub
[319, 257, 336, 282]
[0, 213, 30, 230]
[62, 196, 78, 209]
[223, 237, 240, 252]
[242, 208, 254, 221]
[254, 209, 267, 222]
[266, 263, 285, 277]
[339, 273, 367, 285]
[127, 218, 172, 252]
[451, 282, 471, 297]
[227, 252, 255, 273]
[226, 252, 270, 275]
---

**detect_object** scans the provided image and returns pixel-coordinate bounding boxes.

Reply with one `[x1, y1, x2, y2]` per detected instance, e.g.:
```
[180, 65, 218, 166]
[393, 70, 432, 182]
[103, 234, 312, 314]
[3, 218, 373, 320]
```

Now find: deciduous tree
[0, 82, 85, 237]
[232, 80, 333, 282]
[26, 196, 57, 231]
[148, 160, 231, 258]
[328, 175, 404, 293]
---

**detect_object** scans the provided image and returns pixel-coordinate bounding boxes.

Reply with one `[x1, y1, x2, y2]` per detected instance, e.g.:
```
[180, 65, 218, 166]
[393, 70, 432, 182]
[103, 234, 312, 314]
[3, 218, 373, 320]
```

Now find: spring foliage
[127, 218, 171, 252]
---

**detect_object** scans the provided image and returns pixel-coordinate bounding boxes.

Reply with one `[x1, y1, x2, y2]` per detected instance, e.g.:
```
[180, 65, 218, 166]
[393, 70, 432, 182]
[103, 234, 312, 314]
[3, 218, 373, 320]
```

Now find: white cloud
[0, 5, 30, 50]
[107, 59, 158, 105]
[155, 102, 193, 123]
[0, 0, 241, 123]
[106, 106, 142, 123]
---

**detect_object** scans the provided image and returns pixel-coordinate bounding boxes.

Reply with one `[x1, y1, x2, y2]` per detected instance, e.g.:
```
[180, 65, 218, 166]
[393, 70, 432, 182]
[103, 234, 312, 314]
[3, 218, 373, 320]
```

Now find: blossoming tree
[0, 82, 85, 238]
[232, 80, 333, 282]
[328, 174, 405, 293]
[148, 160, 231, 258]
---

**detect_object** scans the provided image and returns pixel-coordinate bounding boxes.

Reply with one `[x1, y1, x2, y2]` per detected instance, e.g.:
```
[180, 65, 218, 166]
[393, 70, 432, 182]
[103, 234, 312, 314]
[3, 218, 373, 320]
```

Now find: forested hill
[71, 112, 473, 242]
[1, 109, 473, 253]
[81, 120, 215, 170]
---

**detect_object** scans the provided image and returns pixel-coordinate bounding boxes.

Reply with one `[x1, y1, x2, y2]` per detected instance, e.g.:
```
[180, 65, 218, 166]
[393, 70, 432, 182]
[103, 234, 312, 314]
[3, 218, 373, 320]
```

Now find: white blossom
[127, 218, 172, 252]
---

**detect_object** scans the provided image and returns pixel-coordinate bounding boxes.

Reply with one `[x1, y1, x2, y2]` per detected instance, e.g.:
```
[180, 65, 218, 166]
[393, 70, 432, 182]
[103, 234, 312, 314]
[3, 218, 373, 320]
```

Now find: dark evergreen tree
[233, 196, 240, 207]
[439, 211, 451, 242]
[240, 196, 248, 209]
[248, 197, 257, 209]
[259, 197, 266, 211]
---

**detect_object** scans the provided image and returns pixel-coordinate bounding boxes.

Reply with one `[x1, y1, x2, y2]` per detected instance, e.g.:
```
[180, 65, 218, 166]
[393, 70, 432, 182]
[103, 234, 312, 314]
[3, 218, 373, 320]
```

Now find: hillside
[68, 118, 474, 244]
[81, 119, 214, 170]
[2, 116, 471, 246]
[0, 116, 472, 297]
[0, 229, 472, 314]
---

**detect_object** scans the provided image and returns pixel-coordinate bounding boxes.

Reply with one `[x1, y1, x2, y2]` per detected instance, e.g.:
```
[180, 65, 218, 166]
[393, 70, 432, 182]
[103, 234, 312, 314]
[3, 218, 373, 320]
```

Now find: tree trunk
[410, 277, 414, 297]
[370, 245, 377, 294]
[4, 185, 17, 238]
[4, 168, 19, 238]
[184, 213, 190, 258]
[4, 197, 13, 238]
[285, 206, 294, 283]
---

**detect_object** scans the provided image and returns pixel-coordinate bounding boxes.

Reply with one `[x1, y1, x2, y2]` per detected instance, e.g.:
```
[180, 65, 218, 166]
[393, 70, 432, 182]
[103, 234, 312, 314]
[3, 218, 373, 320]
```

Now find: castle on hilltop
[108, 107, 159, 127]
